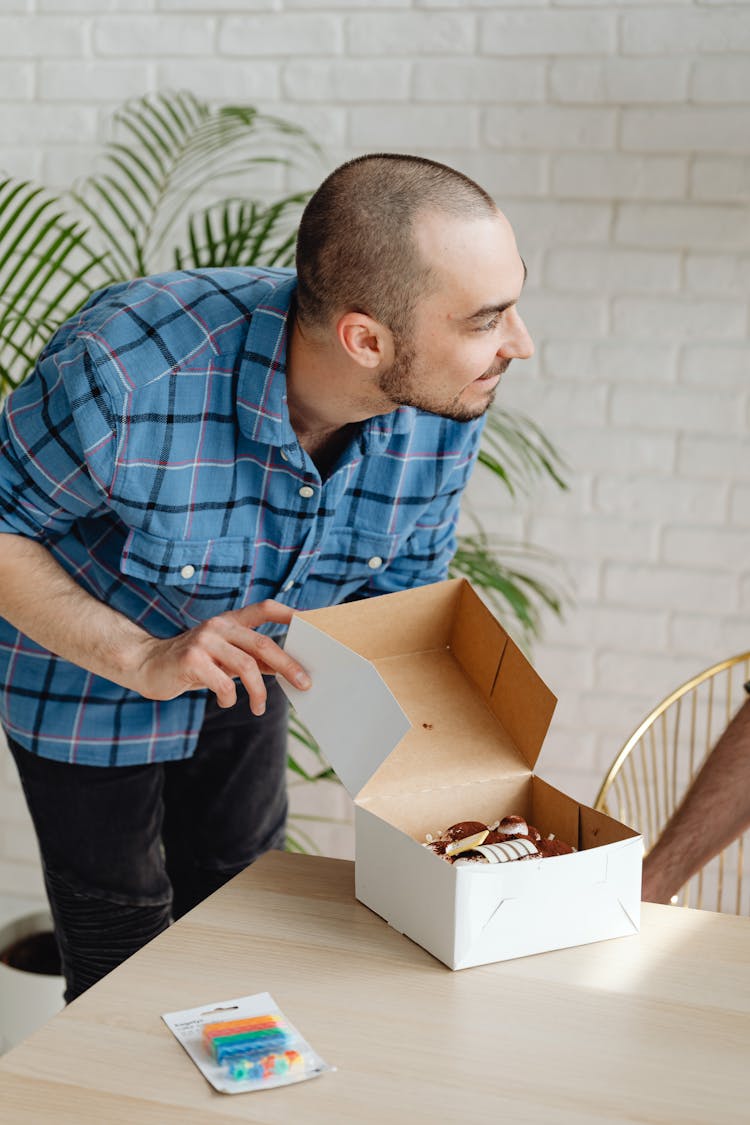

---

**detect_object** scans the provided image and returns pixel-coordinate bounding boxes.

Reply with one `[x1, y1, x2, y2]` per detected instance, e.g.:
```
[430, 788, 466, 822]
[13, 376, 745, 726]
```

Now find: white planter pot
[0, 910, 64, 1054]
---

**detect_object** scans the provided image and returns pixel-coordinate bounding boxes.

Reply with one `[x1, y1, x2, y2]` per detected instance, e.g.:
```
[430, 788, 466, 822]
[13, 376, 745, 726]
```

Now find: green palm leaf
[0, 179, 105, 391]
[74, 90, 319, 279]
[174, 193, 308, 271]
[479, 407, 569, 496]
[286, 710, 336, 783]
[450, 527, 570, 650]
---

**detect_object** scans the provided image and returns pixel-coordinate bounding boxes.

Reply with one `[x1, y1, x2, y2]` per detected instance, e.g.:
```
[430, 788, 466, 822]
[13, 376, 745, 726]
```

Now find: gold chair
[594, 651, 750, 914]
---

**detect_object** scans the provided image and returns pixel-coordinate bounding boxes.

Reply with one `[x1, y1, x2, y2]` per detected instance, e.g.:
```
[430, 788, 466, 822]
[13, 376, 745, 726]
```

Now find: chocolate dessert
[423, 814, 575, 865]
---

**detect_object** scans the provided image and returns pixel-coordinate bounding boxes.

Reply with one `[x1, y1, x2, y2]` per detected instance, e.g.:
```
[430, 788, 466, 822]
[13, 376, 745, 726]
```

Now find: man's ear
[336, 312, 393, 369]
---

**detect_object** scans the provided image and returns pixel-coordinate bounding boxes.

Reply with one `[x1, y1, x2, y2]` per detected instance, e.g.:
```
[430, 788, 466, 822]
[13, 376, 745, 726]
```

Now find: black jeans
[6, 678, 288, 1003]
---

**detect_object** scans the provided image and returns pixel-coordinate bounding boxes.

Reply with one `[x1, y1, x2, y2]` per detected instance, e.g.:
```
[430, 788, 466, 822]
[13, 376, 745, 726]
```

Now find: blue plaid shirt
[0, 267, 483, 765]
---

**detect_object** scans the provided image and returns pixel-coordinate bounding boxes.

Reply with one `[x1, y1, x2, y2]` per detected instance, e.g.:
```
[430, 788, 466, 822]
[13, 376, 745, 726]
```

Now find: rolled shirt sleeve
[0, 328, 116, 544]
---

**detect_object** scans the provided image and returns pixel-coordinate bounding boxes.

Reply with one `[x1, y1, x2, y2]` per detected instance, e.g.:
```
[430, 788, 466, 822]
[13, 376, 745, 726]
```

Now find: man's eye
[477, 314, 500, 332]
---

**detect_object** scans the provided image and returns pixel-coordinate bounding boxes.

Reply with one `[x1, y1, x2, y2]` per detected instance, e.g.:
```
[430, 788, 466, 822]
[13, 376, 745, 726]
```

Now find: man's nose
[498, 308, 534, 360]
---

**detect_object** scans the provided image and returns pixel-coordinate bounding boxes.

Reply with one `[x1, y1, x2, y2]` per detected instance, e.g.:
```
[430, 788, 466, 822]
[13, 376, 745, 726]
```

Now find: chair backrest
[594, 652, 750, 914]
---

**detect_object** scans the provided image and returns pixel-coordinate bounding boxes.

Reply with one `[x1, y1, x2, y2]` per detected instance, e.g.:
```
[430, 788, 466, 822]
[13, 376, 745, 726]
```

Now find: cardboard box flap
[288, 580, 461, 659]
[281, 580, 557, 797]
[280, 616, 411, 797]
[450, 582, 556, 770]
[357, 647, 530, 799]
[489, 637, 557, 771]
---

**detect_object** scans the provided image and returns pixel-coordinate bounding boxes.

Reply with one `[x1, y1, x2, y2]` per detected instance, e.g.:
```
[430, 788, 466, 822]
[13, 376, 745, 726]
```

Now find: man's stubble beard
[378, 340, 508, 423]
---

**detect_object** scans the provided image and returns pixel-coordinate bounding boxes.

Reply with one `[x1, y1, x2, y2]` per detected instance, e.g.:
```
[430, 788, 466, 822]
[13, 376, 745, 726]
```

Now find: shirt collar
[236, 273, 418, 455]
[237, 274, 297, 449]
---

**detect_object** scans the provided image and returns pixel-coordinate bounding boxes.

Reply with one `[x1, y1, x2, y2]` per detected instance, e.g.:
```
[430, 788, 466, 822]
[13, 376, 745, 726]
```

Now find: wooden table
[0, 852, 747, 1124]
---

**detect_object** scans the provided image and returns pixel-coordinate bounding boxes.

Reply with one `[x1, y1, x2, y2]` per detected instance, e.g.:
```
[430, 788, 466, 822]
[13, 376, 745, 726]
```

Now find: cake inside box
[361, 775, 533, 841]
[360, 775, 633, 861]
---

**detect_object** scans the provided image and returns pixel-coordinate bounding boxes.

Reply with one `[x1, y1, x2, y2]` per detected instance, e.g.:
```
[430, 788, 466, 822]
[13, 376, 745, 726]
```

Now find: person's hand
[129, 600, 310, 714]
[641, 852, 678, 904]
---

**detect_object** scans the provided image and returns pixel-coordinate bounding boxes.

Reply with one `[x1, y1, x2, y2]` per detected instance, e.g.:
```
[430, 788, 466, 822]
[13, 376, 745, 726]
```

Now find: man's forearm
[0, 533, 151, 689]
[0, 533, 311, 713]
[641, 698, 750, 903]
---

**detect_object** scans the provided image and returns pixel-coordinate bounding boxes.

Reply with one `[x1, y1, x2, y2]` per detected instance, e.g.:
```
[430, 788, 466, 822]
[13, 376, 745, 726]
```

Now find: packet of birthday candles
[162, 991, 332, 1094]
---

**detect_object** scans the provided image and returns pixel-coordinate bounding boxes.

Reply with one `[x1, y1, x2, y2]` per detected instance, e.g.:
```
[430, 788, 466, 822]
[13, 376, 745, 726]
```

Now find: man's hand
[0, 537, 309, 712]
[130, 600, 310, 714]
[640, 698, 750, 904]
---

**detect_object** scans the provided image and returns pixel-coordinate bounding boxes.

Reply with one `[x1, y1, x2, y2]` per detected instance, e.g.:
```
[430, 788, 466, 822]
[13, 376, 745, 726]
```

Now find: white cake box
[281, 579, 641, 970]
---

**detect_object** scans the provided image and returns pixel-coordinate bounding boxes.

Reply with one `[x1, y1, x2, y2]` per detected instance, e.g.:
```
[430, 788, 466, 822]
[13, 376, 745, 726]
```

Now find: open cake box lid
[280, 579, 557, 801]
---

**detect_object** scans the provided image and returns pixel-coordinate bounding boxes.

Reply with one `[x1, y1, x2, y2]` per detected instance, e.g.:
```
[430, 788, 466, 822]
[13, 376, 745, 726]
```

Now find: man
[0, 153, 533, 1000]
[641, 688, 750, 904]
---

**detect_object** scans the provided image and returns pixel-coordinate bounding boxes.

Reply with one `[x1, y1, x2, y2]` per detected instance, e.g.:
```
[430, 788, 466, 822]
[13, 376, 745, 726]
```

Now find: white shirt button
[280, 449, 289, 461]
[283, 580, 294, 592]
[367, 556, 383, 569]
[299, 485, 315, 499]
[180, 564, 195, 580]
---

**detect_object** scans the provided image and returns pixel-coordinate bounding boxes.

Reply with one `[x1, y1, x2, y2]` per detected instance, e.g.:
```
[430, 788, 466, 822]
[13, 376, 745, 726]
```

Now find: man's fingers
[234, 599, 295, 628]
[200, 662, 238, 709]
[241, 661, 267, 716]
[186, 640, 267, 715]
[151, 601, 311, 711]
[210, 637, 269, 715]
[223, 616, 311, 690]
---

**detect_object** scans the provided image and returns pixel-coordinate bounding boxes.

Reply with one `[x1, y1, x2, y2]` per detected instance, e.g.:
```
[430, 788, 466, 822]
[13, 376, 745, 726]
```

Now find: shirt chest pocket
[119, 528, 254, 619]
[310, 527, 402, 595]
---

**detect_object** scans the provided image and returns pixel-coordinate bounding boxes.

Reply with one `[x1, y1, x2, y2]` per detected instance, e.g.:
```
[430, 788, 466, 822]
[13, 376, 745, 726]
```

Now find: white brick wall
[0, 1, 748, 888]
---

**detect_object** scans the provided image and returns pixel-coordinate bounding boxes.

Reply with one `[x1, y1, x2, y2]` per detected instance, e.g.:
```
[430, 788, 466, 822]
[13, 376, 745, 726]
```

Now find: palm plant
[74, 91, 313, 281]
[0, 92, 312, 390]
[0, 178, 106, 386]
[0, 90, 568, 853]
[456, 406, 568, 643]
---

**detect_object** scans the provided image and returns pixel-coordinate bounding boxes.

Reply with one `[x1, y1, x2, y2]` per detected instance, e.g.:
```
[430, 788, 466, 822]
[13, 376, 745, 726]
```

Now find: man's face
[377, 209, 533, 422]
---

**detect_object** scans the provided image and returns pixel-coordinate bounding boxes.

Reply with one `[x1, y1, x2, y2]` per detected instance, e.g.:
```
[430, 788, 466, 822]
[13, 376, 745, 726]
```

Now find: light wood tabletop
[0, 851, 747, 1124]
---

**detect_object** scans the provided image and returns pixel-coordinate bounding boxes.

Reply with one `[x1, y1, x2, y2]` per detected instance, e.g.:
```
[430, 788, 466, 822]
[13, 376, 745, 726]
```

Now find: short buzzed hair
[295, 153, 497, 340]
